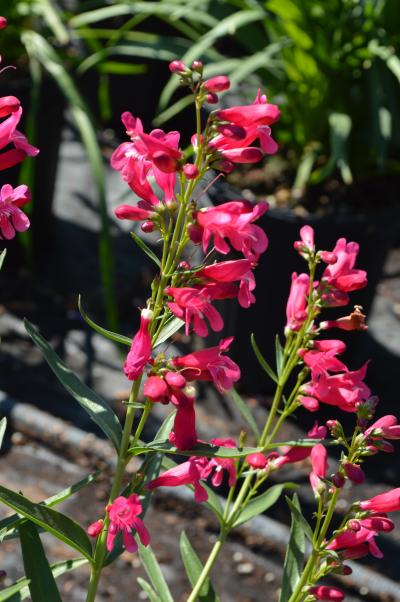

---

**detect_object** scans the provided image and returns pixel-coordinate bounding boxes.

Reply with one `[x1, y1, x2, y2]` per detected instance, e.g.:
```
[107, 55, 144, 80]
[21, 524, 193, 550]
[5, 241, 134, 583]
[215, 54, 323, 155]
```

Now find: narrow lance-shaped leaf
[279, 494, 306, 602]
[0, 579, 30, 602]
[0, 484, 93, 561]
[233, 483, 297, 527]
[19, 522, 62, 602]
[78, 295, 131, 347]
[154, 316, 184, 347]
[251, 334, 278, 384]
[0, 417, 6, 449]
[24, 319, 122, 452]
[130, 440, 262, 458]
[130, 232, 161, 267]
[229, 389, 260, 439]
[138, 541, 174, 602]
[285, 495, 313, 542]
[137, 578, 161, 602]
[0, 249, 6, 271]
[180, 532, 220, 602]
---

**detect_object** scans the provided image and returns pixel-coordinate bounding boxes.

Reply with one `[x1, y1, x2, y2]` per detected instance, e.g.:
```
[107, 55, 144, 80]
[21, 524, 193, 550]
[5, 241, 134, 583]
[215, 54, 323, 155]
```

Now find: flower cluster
[0, 18, 38, 240]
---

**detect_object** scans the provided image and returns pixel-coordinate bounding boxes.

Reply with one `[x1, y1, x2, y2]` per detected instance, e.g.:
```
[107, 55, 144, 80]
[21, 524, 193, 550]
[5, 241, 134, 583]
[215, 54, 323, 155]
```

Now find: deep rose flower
[0, 102, 39, 171]
[328, 525, 384, 559]
[343, 462, 365, 484]
[309, 443, 328, 492]
[204, 76, 230, 93]
[106, 494, 150, 553]
[200, 438, 236, 487]
[285, 272, 310, 332]
[114, 204, 155, 222]
[196, 200, 268, 262]
[169, 387, 197, 450]
[359, 488, 400, 513]
[172, 337, 240, 393]
[273, 423, 326, 469]
[365, 415, 400, 440]
[165, 286, 223, 337]
[294, 225, 315, 254]
[147, 456, 210, 502]
[124, 308, 152, 380]
[198, 259, 256, 308]
[309, 586, 344, 601]
[0, 184, 31, 239]
[321, 238, 367, 293]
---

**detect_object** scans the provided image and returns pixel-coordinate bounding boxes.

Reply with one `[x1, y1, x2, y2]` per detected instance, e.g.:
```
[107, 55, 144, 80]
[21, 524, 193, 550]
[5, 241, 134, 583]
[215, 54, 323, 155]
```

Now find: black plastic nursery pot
[224, 205, 400, 394]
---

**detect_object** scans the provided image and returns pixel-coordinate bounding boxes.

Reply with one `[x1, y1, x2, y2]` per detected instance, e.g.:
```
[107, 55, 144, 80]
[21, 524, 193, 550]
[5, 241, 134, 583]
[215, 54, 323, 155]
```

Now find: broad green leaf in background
[229, 389, 260, 439]
[78, 296, 131, 347]
[251, 334, 278, 384]
[19, 522, 62, 602]
[138, 542, 174, 602]
[22, 31, 118, 332]
[279, 494, 306, 602]
[180, 532, 220, 602]
[233, 483, 297, 528]
[25, 319, 122, 452]
[0, 484, 93, 561]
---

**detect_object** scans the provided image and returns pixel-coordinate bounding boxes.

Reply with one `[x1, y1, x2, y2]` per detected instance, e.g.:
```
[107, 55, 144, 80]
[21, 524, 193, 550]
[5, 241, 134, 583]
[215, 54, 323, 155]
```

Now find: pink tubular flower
[198, 258, 256, 308]
[172, 337, 240, 393]
[273, 423, 326, 469]
[285, 273, 310, 332]
[359, 488, 400, 513]
[169, 388, 198, 450]
[196, 200, 268, 262]
[165, 286, 223, 337]
[124, 308, 153, 380]
[310, 443, 327, 492]
[106, 494, 150, 553]
[201, 438, 236, 487]
[365, 415, 400, 440]
[0, 184, 31, 239]
[320, 307, 368, 332]
[0, 102, 39, 171]
[147, 456, 210, 502]
[322, 238, 367, 293]
[114, 204, 155, 222]
[294, 225, 315, 254]
[313, 339, 347, 354]
[328, 525, 384, 559]
[309, 586, 344, 601]
[111, 112, 181, 203]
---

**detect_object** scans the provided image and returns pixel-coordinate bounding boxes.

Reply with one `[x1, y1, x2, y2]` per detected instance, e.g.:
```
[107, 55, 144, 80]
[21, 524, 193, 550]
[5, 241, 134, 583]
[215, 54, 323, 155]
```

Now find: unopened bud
[0, 17, 7, 30]
[169, 60, 187, 74]
[178, 260, 190, 270]
[187, 223, 203, 244]
[204, 75, 230, 93]
[319, 251, 337, 264]
[183, 163, 199, 179]
[342, 565, 353, 575]
[191, 60, 203, 73]
[348, 519, 361, 531]
[344, 462, 365, 484]
[141, 220, 154, 233]
[332, 472, 345, 488]
[206, 92, 219, 104]
[165, 371, 186, 388]
[87, 519, 104, 538]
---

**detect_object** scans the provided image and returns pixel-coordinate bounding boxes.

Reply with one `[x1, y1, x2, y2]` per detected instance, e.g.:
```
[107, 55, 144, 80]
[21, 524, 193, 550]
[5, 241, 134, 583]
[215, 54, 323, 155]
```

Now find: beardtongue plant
[0, 51, 399, 602]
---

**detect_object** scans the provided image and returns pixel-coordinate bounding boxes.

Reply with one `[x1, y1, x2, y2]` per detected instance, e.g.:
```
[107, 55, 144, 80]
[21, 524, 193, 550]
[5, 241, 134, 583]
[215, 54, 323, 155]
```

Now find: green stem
[186, 532, 226, 602]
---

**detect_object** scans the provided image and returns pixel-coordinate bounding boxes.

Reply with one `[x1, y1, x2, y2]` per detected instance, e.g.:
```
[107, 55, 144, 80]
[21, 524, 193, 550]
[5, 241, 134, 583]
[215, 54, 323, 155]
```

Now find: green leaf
[229, 389, 260, 439]
[0, 580, 30, 602]
[0, 418, 6, 449]
[0, 249, 6, 271]
[180, 532, 220, 602]
[285, 496, 313, 542]
[279, 494, 305, 602]
[0, 484, 93, 561]
[251, 334, 278, 383]
[4, 558, 87, 601]
[138, 542, 174, 602]
[78, 296, 131, 346]
[130, 232, 161, 267]
[35, 0, 69, 45]
[0, 471, 99, 541]
[19, 522, 62, 602]
[24, 319, 122, 451]
[275, 335, 284, 377]
[137, 578, 161, 602]
[233, 483, 297, 528]
[130, 440, 262, 458]
[154, 317, 184, 347]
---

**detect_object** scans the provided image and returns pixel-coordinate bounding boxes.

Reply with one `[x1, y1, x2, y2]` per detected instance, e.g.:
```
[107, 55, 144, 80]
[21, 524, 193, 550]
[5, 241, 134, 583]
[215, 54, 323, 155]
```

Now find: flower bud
[343, 462, 365, 484]
[141, 221, 154, 233]
[187, 223, 203, 244]
[246, 452, 268, 469]
[309, 585, 344, 601]
[183, 163, 199, 179]
[0, 17, 7, 30]
[178, 261, 190, 270]
[169, 60, 187, 74]
[319, 251, 337, 264]
[206, 92, 219, 104]
[332, 472, 345, 488]
[204, 76, 230, 93]
[191, 60, 203, 73]
[165, 371, 186, 388]
[348, 519, 361, 531]
[342, 565, 353, 575]
[87, 519, 104, 538]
